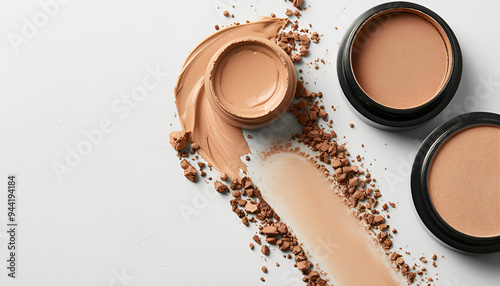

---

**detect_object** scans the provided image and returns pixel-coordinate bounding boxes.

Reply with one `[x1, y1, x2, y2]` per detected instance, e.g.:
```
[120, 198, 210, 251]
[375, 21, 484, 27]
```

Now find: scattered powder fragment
[247, 134, 252, 139]
[200, 171, 206, 177]
[253, 235, 262, 245]
[223, 10, 229, 17]
[431, 254, 437, 260]
[183, 164, 197, 182]
[308, 271, 320, 281]
[197, 162, 205, 169]
[169, 130, 189, 151]
[180, 159, 190, 170]
[271, 13, 276, 18]
[349, 123, 354, 128]
[389, 201, 396, 208]
[382, 203, 388, 210]
[191, 143, 200, 150]
[260, 277, 265, 282]
[261, 266, 267, 273]
[290, 0, 303, 8]
[246, 156, 251, 161]
[261, 245, 270, 255]
[215, 24, 219, 30]
[250, 243, 254, 250]
[214, 181, 227, 193]
[420, 257, 428, 263]
[285, 8, 293, 16]
[276, 262, 280, 267]
[432, 261, 437, 267]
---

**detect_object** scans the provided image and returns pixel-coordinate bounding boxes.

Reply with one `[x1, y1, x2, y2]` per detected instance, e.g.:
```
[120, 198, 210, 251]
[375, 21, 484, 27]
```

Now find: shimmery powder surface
[428, 125, 500, 237]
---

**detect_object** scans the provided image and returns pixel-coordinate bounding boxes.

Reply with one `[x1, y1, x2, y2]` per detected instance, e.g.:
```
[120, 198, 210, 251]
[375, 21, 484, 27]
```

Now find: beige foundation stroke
[174, 18, 288, 179]
[255, 152, 403, 286]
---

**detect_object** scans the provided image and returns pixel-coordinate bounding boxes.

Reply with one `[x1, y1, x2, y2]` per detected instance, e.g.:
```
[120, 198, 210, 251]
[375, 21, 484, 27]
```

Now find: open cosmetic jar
[337, 2, 462, 130]
[205, 37, 297, 129]
[411, 112, 500, 253]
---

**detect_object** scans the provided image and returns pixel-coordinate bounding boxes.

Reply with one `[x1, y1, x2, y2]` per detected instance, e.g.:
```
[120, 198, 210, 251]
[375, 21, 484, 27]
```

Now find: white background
[1, 0, 500, 285]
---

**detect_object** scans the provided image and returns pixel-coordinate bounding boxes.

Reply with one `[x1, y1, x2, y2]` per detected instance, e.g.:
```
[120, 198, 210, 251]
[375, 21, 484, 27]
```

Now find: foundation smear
[256, 152, 403, 286]
[428, 125, 500, 237]
[351, 10, 452, 109]
[174, 18, 287, 179]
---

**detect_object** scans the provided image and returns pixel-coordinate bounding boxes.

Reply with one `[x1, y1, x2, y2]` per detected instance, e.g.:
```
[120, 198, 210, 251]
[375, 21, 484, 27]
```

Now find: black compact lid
[411, 112, 500, 253]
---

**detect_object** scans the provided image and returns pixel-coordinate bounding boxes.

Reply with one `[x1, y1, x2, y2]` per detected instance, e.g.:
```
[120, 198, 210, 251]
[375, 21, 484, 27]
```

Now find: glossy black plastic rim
[411, 112, 500, 253]
[337, 1, 463, 128]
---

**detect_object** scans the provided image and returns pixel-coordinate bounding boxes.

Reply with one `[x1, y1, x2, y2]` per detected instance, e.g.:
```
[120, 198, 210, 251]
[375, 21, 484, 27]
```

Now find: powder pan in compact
[337, 2, 462, 129]
[411, 112, 500, 253]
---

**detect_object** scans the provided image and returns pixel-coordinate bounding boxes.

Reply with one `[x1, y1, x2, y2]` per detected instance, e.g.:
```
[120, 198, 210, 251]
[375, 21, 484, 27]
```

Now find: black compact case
[337, 2, 463, 130]
[411, 112, 500, 253]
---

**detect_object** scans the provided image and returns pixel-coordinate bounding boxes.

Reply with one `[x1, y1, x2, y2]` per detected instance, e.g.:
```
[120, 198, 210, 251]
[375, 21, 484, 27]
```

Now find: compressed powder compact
[337, 1, 462, 129]
[411, 112, 500, 253]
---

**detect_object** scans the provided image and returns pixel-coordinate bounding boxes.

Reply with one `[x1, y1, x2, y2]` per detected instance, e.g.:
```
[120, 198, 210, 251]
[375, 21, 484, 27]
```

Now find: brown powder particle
[382, 203, 388, 210]
[261, 245, 270, 255]
[253, 235, 262, 245]
[285, 8, 293, 16]
[200, 171, 206, 177]
[180, 159, 190, 170]
[183, 164, 197, 182]
[245, 201, 259, 213]
[214, 24, 219, 30]
[297, 260, 311, 271]
[291, 53, 302, 62]
[308, 271, 320, 281]
[242, 216, 249, 226]
[197, 162, 205, 169]
[260, 277, 265, 282]
[271, 13, 276, 18]
[262, 266, 267, 273]
[291, 0, 303, 8]
[389, 201, 396, 208]
[169, 130, 189, 151]
[374, 215, 385, 224]
[214, 181, 227, 193]
[431, 253, 437, 260]
[223, 10, 229, 17]
[349, 123, 354, 128]
[249, 243, 254, 250]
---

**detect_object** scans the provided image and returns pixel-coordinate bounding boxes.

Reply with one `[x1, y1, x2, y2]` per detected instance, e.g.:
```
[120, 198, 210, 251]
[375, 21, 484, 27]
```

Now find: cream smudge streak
[174, 18, 287, 179]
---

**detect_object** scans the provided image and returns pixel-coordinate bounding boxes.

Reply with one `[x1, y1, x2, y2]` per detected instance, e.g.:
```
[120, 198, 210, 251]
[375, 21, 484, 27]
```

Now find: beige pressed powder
[428, 125, 500, 237]
[351, 10, 452, 110]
